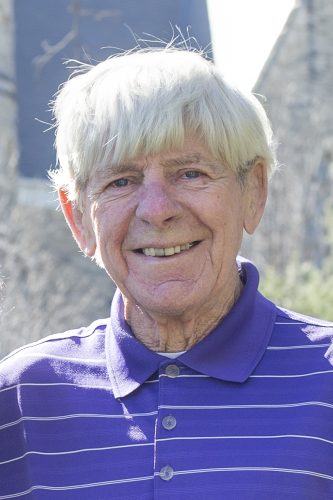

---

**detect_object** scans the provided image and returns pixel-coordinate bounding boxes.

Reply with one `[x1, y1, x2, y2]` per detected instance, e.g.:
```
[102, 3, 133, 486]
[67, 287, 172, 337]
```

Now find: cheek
[210, 199, 245, 248]
[93, 207, 129, 262]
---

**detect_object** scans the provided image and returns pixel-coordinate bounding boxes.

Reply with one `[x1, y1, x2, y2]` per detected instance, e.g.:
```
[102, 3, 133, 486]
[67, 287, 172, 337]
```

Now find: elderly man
[1, 48, 333, 499]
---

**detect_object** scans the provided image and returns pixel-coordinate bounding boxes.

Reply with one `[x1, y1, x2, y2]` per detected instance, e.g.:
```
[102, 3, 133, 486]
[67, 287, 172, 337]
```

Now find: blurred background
[1, 0, 332, 357]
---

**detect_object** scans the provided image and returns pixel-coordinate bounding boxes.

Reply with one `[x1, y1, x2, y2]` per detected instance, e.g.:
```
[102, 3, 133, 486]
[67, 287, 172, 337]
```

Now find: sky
[207, 0, 296, 91]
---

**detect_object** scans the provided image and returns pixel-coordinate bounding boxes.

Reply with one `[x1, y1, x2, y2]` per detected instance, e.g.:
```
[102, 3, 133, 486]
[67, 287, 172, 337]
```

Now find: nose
[135, 180, 182, 228]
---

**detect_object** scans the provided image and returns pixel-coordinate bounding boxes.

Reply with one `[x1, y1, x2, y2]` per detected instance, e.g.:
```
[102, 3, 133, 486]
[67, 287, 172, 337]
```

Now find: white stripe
[0, 475, 153, 499]
[9, 352, 106, 363]
[158, 401, 333, 410]
[251, 370, 333, 378]
[152, 370, 333, 381]
[2, 402, 330, 432]
[267, 344, 330, 350]
[0, 382, 113, 394]
[275, 322, 306, 325]
[2, 368, 331, 393]
[156, 466, 333, 481]
[0, 411, 158, 431]
[159, 374, 209, 379]
[158, 434, 333, 446]
[0, 327, 106, 364]
[0, 441, 153, 466]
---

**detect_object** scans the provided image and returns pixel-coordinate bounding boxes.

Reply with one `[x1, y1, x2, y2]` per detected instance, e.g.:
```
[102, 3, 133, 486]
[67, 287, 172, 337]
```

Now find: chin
[142, 300, 191, 318]
[135, 285, 202, 317]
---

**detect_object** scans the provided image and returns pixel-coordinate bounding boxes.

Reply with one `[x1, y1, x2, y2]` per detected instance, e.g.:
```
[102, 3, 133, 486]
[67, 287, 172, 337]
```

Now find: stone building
[243, 0, 333, 271]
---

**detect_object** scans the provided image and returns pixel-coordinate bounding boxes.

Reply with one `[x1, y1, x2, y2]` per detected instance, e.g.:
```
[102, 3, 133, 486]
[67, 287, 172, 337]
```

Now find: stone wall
[243, 0, 333, 271]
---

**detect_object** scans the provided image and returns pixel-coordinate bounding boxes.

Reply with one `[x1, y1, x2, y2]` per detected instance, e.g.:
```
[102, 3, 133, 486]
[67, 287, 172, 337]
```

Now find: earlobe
[58, 188, 96, 257]
[243, 160, 268, 235]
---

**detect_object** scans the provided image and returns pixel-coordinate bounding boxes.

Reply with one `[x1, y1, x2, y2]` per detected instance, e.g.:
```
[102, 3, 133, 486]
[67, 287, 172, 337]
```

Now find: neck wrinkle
[124, 275, 243, 353]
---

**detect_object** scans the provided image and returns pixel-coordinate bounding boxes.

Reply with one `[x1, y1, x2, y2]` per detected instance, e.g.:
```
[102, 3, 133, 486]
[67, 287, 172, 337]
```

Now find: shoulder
[275, 306, 333, 333]
[0, 318, 109, 390]
[273, 306, 333, 362]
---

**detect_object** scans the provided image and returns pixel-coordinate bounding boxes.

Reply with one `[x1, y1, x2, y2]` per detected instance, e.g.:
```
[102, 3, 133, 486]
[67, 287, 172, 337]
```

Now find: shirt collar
[105, 259, 277, 398]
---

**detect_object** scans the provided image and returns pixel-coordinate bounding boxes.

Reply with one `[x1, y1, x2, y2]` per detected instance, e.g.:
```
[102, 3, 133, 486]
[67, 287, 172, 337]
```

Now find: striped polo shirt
[1, 260, 333, 499]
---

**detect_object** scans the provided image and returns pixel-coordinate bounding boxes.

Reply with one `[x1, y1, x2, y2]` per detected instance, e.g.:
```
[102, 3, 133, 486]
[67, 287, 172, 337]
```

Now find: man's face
[72, 138, 266, 317]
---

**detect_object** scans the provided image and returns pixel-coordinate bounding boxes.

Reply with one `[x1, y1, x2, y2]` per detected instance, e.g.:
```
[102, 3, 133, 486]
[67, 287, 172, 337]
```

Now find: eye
[183, 170, 202, 179]
[110, 178, 129, 188]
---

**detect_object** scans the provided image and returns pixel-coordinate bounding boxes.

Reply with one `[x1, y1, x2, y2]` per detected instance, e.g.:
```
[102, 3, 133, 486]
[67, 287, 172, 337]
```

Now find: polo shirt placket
[154, 360, 182, 492]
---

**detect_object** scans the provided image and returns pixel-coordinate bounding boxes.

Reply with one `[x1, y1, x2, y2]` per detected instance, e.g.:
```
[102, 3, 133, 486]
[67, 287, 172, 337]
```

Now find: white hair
[49, 48, 277, 203]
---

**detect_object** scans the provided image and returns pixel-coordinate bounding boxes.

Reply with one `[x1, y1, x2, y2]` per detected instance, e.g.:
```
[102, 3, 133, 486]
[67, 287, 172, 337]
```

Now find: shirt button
[162, 414, 177, 430]
[160, 464, 174, 481]
[165, 364, 180, 377]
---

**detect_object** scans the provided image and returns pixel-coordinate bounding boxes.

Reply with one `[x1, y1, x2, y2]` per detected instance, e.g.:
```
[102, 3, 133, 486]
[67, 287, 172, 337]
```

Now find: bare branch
[32, 0, 120, 72]
[33, 29, 77, 70]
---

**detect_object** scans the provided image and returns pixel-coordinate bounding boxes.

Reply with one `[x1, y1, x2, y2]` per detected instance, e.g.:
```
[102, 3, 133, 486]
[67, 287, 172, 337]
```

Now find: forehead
[95, 138, 222, 178]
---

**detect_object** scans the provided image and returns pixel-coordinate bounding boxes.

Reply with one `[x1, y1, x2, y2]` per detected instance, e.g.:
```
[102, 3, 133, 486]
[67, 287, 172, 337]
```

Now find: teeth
[142, 243, 195, 257]
[164, 247, 175, 256]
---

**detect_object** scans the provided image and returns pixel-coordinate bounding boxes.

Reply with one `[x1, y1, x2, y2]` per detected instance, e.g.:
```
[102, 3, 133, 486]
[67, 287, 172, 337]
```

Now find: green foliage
[260, 202, 333, 321]
[259, 257, 333, 321]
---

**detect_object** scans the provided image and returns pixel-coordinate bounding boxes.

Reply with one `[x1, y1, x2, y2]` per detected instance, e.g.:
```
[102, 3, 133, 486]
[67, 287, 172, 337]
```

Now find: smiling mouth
[137, 241, 200, 257]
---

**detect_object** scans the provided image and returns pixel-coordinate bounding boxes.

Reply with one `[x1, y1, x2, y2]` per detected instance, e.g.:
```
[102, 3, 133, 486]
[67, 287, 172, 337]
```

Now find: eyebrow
[97, 152, 223, 179]
[160, 153, 224, 173]
[160, 153, 202, 168]
[96, 163, 140, 180]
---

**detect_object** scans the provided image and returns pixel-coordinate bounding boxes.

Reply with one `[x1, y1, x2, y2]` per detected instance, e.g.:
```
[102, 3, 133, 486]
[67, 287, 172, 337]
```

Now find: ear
[243, 159, 268, 235]
[58, 188, 96, 257]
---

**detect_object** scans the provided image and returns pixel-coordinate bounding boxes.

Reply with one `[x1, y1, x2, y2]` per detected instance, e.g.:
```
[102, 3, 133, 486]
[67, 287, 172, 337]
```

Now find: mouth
[136, 241, 201, 257]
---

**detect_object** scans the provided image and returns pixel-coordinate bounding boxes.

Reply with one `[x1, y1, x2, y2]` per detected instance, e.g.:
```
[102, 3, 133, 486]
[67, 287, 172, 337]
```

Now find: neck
[124, 275, 243, 352]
